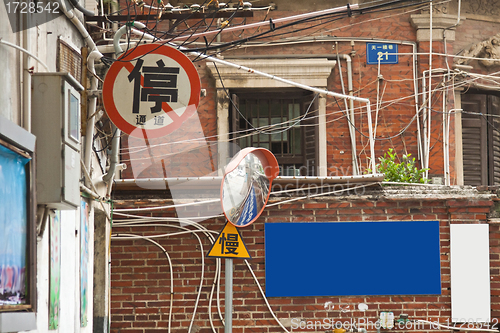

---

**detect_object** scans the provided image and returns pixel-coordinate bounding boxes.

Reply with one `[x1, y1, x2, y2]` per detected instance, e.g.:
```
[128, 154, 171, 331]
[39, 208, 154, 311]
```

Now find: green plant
[368, 148, 429, 184]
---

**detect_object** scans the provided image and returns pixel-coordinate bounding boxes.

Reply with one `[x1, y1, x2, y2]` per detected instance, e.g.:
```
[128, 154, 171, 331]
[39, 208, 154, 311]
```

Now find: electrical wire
[112, 233, 174, 333]
[112, 223, 219, 332]
[110, 218, 298, 332]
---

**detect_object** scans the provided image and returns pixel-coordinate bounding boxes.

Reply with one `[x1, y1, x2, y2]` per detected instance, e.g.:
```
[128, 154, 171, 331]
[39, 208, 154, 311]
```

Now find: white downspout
[100, 22, 150, 196]
[426, 1, 433, 178]
[336, 52, 360, 175]
[84, 50, 102, 186]
[56, 0, 103, 184]
[441, 0, 462, 185]
[22, 13, 31, 131]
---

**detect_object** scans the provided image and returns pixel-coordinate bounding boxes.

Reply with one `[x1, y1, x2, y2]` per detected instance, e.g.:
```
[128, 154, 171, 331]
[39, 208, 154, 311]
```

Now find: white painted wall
[21, 205, 95, 333]
[1, 6, 100, 333]
[0, 8, 21, 123]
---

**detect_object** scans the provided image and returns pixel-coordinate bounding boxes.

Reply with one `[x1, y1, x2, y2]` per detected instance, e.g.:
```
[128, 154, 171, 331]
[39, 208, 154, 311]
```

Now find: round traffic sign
[102, 43, 201, 138]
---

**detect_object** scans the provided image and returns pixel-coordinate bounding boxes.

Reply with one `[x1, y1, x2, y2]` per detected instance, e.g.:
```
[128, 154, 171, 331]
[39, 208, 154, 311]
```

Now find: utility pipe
[56, 0, 97, 50]
[186, 52, 377, 173]
[421, 68, 446, 175]
[171, 4, 359, 42]
[426, 1, 433, 179]
[56, 0, 103, 184]
[98, 23, 139, 192]
[101, 22, 152, 195]
[21, 13, 31, 132]
[0, 38, 49, 71]
[84, 50, 102, 186]
[441, 0, 462, 185]
[67, 0, 95, 17]
[442, 85, 450, 185]
[113, 22, 148, 56]
[223, 38, 420, 166]
[336, 51, 359, 174]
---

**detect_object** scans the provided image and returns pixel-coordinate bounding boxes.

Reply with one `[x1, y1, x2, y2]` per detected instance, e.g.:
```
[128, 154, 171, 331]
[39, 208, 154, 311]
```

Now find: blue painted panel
[265, 221, 441, 297]
[366, 43, 398, 64]
[0, 144, 30, 305]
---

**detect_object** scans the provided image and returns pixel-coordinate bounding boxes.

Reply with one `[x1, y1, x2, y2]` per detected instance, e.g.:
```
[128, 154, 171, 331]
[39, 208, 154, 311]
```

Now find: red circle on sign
[102, 43, 201, 138]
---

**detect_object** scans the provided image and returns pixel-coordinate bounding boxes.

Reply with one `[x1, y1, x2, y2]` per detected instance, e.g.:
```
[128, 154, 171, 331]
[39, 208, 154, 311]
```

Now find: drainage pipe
[336, 52, 359, 175]
[100, 22, 154, 194]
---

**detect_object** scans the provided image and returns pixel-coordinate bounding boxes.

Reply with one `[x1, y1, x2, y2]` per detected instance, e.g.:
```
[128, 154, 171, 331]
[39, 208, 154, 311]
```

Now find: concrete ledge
[206, 58, 335, 88]
[0, 312, 36, 332]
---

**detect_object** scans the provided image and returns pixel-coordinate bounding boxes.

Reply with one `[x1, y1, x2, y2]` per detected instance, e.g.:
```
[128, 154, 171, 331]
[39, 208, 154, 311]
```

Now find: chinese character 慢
[128, 59, 180, 114]
[219, 233, 239, 255]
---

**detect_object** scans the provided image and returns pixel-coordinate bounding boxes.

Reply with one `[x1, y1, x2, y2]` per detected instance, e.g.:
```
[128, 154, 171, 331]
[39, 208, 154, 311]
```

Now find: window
[207, 58, 334, 178]
[69, 92, 80, 143]
[0, 116, 36, 314]
[461, 93, 500, 185]
[230, 90, 318, 176]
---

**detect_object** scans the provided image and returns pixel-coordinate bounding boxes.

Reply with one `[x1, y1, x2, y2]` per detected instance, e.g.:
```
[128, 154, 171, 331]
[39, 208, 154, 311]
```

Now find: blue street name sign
[366, 43, 398, 64]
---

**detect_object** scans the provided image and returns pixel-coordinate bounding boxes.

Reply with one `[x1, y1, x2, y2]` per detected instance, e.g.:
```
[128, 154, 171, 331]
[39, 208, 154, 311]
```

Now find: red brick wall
[110, 190, 499, 333]
[115, 6, 500, 184]
[119, 9, 430, 180]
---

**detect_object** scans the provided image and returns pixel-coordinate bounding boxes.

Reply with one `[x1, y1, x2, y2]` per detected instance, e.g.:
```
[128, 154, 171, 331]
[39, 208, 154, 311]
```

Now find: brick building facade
[110, 188, 500, 332]
[108, 0, 500, 332]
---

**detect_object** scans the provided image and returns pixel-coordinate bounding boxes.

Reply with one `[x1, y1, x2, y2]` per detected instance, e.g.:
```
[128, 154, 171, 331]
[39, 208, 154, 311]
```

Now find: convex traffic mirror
[221, 148, 279, 227]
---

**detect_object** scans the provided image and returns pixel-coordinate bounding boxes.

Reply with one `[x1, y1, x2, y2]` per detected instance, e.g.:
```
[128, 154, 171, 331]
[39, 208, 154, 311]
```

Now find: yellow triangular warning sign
[207, 222, 251, 259]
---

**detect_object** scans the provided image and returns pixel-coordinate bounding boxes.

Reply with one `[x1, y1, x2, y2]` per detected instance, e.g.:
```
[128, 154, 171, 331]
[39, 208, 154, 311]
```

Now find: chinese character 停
[128, 59, 180, 114]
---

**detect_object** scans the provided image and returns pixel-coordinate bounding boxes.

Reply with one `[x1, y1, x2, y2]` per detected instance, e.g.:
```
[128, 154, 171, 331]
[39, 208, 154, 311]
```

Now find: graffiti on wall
[0, 144, 30, 305]
[80, 200, 89, 327]
[49, 211, 61, 329]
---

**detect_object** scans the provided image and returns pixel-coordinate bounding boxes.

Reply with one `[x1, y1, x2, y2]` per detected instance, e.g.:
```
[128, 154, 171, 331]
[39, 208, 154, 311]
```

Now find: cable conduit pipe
[178, 46, 377, 173]
[112, 223, 216, 333]
[0, 38, 49, 71]
[336, 51, 359, 175]
[171, 4, 359, 42]
[67, 0, 95, 17]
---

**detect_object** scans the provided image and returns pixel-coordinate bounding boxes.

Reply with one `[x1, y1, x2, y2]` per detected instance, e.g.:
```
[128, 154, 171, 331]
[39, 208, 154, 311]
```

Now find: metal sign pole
[225, 258, 233, 333]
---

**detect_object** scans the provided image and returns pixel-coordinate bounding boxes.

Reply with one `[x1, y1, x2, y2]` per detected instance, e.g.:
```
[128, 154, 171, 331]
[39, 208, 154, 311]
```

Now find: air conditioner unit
[31, 72, 84, 210]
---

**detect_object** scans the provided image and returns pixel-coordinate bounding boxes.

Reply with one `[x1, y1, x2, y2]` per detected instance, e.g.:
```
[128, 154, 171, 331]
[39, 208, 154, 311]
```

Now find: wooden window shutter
[302, 96, 318, 176]
[488, 95, 500, 185]
[229, 94, 240, 156]
[462, 94, 488, 186]
[57, 39, 82, 83]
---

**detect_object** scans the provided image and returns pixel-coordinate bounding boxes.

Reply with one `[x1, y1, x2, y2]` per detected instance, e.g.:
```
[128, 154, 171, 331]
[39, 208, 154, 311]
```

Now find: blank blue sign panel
[265, 221, 441, 297]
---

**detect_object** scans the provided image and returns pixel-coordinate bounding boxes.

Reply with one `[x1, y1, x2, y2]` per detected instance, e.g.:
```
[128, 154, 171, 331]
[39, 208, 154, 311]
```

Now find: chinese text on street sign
[366, 43, 398, 65]
[102, 43, 201, 138]
[207, 222, 251, 259]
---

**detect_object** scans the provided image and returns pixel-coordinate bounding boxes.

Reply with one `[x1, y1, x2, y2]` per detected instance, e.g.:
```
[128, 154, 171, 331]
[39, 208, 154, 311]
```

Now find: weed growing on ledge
[368, 148, 429, 184]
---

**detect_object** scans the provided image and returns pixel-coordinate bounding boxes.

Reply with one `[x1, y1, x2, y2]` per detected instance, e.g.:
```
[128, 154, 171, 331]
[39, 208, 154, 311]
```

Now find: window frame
[207, 58, 333, 177]
[230, 89, 318, 176]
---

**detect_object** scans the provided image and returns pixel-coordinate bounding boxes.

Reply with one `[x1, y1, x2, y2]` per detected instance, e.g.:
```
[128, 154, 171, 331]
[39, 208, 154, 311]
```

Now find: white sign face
[103, 44, 200, 138]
